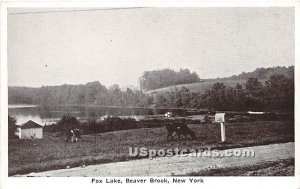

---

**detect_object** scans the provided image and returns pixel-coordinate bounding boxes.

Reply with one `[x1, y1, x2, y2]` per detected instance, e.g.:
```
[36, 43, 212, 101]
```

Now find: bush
[8, 115, 18, 140]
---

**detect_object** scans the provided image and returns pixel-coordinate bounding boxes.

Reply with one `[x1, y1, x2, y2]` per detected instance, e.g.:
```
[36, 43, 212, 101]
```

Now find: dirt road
[20, 142, 294, 177]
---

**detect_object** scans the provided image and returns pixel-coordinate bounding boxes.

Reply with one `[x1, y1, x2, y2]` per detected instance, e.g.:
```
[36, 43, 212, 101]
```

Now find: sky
[8, 7, 294, 88]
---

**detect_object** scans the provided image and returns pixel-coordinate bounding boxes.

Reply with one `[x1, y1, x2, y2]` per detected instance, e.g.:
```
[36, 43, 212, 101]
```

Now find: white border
[0, 3, 8, 189]
[295, 1, 300, 188]
[0, 0, 297, 8]
[1, 1, 299, 189]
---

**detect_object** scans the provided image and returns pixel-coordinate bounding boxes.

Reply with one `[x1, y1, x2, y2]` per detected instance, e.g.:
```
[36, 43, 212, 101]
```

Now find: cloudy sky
[8, 7, 294, 88]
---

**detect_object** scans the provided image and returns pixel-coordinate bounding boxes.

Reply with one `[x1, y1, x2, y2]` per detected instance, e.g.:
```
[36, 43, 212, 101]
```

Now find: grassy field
[8, 121, 294, 176]
[147, 79, 248, 94]
[147, 79, 268, 94]
[183, 158, 294, 176]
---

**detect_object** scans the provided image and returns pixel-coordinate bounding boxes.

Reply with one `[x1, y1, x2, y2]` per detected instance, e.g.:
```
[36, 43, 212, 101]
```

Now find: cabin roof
[21, 120, 43, 129]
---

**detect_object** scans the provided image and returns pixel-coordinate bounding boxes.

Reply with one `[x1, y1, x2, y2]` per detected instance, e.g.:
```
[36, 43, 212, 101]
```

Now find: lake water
[8, 105, 190, 125]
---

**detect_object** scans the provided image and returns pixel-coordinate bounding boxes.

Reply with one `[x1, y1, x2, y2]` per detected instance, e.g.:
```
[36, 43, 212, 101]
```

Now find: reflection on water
[8, 104, 38, 108]
[8, 105, 188, 125]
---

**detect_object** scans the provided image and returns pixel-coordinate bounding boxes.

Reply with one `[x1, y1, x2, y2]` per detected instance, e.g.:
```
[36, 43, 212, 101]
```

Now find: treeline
[139, 68, 200, 91]
[8, 67, 294, 112]
[9, 81, 153, 107]
[219, 66, 294, 81]
[154, 74, 294, 112]
[8, 75, 294, 112]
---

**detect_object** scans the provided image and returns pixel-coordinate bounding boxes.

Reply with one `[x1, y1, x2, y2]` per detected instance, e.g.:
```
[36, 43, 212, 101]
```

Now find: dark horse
[65, 128, 81, 143]
[166, 122, 197, 140]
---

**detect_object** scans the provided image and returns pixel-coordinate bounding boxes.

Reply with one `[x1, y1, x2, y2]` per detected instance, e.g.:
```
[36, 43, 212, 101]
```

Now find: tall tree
[244, 78, 264, 110]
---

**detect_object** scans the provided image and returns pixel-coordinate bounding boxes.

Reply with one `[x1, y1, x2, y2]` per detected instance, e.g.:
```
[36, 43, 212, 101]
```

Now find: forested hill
[139, 68, 200, 91]
[212, 66, 294, 81]
[141, 66, 294, 92]
[147, 66, 294, 94]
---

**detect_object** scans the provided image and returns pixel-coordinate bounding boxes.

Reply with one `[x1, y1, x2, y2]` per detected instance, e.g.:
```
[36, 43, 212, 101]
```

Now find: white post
[220, 122, 226, 142]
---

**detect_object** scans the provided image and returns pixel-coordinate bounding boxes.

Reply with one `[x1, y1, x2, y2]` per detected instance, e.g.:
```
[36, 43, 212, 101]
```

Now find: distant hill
[216, 66, 294, 81]
[148, 66, 293, 94]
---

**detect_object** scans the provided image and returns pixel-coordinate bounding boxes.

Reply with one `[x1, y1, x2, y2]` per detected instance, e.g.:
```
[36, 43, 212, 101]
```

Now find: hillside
[223, 66, 294, 80]
[147, 79, 253, 94]
[147, 66, 293, 94]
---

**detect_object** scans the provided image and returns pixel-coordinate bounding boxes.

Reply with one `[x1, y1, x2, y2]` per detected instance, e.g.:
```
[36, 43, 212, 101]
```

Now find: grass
[8, 121, 294, 176]
[147, 79, 268, 94]
[183, 158, 294, 176]
[147, 79, 249, 94]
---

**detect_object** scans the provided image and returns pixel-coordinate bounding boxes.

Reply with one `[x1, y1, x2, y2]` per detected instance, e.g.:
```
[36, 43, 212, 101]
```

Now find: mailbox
[215, 113, 225, 123]
[215, 113, 226, 142]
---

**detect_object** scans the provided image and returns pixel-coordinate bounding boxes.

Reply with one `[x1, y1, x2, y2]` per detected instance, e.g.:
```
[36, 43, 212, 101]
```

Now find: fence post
[220, 122, 226, 142]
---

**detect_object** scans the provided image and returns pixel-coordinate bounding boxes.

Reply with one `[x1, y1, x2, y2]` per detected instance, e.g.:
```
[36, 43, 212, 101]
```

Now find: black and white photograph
[0, 1, 299, 188]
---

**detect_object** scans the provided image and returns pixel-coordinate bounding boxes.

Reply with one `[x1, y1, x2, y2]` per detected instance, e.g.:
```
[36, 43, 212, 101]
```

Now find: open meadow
[147, 79, 250, 94]
[8, 121, 294, 176]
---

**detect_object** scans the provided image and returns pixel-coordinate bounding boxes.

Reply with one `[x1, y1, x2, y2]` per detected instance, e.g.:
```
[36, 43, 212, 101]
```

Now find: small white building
[17, 120, 43, 139]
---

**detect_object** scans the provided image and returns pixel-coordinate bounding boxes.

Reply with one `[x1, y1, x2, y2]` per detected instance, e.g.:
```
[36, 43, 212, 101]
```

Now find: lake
[8, 105, 192, 125]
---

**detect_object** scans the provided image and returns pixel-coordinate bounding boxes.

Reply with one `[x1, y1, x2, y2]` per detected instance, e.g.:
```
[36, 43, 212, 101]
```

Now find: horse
[65, 128, 81, 143]
[166, 122, 197, 140]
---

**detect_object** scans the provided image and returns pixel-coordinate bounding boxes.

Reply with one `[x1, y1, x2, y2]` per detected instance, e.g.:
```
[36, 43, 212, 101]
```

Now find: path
[19, 142, 294, 177]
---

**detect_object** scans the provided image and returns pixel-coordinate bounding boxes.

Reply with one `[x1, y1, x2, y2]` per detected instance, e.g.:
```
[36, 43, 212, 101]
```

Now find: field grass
[183, 158, 294, 176]
[8, 121, 294, 176]
[147, 79, 268, 94]
[147, 79, 248, 94]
